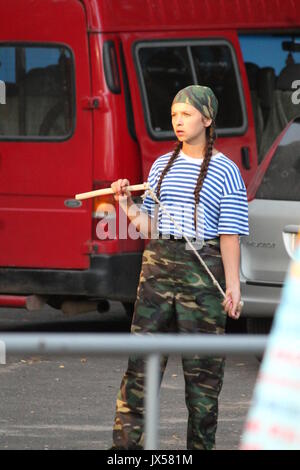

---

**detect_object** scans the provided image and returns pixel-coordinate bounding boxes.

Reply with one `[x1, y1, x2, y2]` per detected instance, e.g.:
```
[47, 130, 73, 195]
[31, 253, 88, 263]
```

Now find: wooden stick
[75, 182, 150, 200]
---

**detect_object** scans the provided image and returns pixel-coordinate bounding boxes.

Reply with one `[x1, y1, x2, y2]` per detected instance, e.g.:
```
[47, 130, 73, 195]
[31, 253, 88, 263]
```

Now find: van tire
[97, 299, 110, 314]
[122, 301, 135, 320]
[246, 318, 273, 362]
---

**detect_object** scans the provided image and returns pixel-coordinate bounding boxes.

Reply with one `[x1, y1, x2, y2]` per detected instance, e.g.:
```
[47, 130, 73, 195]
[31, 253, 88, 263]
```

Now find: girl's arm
[111, 179, 153, 239]
[220, 234, 241, 320]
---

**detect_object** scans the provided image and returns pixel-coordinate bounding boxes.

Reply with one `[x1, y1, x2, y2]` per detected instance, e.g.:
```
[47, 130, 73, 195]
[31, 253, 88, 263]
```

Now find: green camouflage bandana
[172, 85, 218, 121]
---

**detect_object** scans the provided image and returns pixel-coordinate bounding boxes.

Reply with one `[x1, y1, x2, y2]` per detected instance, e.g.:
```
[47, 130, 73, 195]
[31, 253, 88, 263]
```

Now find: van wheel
[97, 299, 110, 314]
[122, 302, 135, 320]
[246, 318, 273, 335]
[46, 295, 64, 310]
[246, 318, 273, 362]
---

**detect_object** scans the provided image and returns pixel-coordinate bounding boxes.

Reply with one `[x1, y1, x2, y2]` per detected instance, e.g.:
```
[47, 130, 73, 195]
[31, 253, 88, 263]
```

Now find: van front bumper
[0, 253, 143, 303]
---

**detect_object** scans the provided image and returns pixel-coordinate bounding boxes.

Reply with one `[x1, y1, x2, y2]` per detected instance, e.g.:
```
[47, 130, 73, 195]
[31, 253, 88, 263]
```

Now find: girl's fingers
[222, 295, 232, 311]
[111, 182, 118, 197]
[222, 294, 241, 319]
[229, 311, 239, 320]
[230, 308, 241, 320]
[230, 308, 238, 319]
[223, 302, 232, 312]
[223, 303, 233, 315]
[121, 179, 129, 188]
[117, 179, 123, 194]
[222, 294, 232, 304]
[120, 179, 130, 194]
[222, 288, 242, 319]
[228, 300, 242, 320]
[111, 179, 131, 199]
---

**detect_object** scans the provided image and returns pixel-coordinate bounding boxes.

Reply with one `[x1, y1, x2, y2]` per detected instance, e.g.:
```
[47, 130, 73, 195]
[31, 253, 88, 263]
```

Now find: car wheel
[246, 317, 273, 335]
[246, 318, 273, 362]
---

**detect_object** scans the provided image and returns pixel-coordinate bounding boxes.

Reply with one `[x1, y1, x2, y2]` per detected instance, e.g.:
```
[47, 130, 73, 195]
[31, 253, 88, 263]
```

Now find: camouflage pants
[112, 237, 226, 450]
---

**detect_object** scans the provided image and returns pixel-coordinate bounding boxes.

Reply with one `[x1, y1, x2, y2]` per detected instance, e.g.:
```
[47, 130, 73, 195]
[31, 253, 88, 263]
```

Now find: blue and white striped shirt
[141, 151, 249, 240]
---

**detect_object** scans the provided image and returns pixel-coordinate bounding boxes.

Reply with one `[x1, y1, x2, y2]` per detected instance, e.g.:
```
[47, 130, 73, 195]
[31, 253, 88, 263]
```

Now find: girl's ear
[203, 116, 212, 128]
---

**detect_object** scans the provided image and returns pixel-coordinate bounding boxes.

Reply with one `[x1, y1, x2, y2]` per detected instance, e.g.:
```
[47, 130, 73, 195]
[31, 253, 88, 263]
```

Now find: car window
[255, 118, 300, 201]
[239, 34, 300, 162]
[136, 41, 246, 139]
[0, 45, 74, 139]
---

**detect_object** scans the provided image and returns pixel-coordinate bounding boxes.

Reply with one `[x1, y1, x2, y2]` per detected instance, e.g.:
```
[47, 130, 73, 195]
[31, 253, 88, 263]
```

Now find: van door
[121, 31, 257, 185]
[0, 0, 92, 269]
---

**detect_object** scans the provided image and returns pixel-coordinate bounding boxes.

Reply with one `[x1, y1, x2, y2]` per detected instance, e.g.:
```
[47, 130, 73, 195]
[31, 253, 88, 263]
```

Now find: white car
[240, 116, 300, 334]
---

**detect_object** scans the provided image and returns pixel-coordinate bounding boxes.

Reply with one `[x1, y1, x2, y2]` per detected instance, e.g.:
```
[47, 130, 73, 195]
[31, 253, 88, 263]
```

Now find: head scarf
[172, 85, 218, 121]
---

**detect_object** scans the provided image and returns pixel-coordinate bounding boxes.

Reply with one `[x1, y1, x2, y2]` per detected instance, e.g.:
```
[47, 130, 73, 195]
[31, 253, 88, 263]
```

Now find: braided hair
[155, 141, 182, 199]
[193, 121, 216, 230]
[155, 120, 216, 232]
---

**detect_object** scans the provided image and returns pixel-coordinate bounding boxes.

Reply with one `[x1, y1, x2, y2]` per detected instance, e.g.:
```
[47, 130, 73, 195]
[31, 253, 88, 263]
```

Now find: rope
[145, 185, 244, 311]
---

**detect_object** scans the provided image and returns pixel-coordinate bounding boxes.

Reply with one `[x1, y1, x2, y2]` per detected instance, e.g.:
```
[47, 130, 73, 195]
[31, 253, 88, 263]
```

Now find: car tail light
[92, 183, 116, 241]
[282, 225, 300, 260]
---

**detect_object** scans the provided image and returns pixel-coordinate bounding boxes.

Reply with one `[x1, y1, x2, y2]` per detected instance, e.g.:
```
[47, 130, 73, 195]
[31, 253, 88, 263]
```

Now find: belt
[158, 232, 196, 243]
[157, 232, 220, 246]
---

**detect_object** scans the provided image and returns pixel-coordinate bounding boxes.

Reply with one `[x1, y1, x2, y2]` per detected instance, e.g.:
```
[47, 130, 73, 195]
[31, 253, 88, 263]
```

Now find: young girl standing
[110, 85, 249, 450]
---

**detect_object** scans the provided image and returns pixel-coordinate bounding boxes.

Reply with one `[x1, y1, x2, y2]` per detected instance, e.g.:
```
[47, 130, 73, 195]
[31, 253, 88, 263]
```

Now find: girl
[110, 85, 249, 450]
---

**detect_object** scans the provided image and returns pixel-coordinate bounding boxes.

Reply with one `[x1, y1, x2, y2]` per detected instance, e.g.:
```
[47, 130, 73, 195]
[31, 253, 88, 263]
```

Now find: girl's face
[171, 102, 212, 144]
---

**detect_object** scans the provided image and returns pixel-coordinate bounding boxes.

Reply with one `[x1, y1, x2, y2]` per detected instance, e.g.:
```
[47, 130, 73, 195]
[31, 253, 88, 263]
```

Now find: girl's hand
[111, 179, 132, 202]
[222, 286, 242, 320]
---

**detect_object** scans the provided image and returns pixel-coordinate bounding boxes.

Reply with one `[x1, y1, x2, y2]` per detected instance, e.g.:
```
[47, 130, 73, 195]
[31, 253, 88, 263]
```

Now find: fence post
[0, 80, 6, 104]
[0, 340, 6, 364]
[145, 353, 160, 449]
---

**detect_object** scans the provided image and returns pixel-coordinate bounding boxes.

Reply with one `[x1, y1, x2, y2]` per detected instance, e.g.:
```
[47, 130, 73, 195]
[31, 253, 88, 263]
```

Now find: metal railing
[0, 333, 267, 449]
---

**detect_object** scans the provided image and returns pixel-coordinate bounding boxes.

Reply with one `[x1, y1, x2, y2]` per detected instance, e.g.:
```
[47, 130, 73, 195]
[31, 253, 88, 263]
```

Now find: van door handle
[241, 146, 251, 170]
[81, 94, 108, 111]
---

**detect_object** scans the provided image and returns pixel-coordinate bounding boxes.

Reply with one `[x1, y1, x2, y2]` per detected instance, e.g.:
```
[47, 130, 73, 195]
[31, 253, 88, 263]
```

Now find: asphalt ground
[0, 302, 259, 451]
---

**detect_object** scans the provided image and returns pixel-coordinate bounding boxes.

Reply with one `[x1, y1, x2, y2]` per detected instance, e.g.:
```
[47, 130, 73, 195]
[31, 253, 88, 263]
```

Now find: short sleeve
[217, 163, 249, 236]
[217, 188, 249, 236]
[140, 161, 160, 219]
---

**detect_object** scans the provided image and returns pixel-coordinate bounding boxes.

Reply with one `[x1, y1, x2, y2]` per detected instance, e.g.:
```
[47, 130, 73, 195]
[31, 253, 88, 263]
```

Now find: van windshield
[239, 34, 300, 163]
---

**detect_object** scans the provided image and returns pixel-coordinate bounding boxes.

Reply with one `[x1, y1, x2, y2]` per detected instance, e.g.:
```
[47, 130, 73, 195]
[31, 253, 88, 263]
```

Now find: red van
[0, 0, 299, 316]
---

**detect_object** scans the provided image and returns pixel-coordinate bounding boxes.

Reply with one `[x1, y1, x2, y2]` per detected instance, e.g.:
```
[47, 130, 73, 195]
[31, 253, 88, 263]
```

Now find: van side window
[0, 45, 74, 140]
[136, 41, 246, 139]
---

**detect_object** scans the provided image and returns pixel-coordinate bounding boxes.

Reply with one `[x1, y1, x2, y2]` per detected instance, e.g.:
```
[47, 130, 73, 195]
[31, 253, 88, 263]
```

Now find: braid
[156, 141, 182, 199]
[193, 121, 216, 231]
